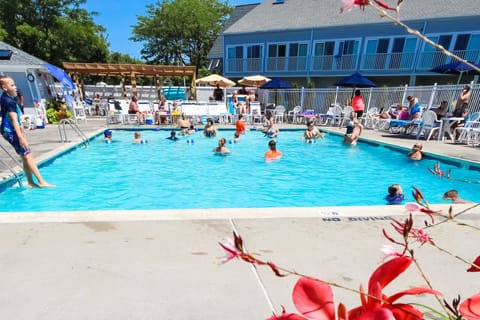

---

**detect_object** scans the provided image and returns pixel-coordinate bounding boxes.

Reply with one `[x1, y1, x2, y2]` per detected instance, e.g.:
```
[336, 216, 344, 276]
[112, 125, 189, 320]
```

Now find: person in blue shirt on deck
[407, 96, 421, 119]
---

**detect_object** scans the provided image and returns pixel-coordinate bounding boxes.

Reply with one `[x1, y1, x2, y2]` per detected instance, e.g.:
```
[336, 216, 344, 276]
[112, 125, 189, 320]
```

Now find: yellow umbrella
[196, 74, 235, 88]
[238, 75, 271, 87]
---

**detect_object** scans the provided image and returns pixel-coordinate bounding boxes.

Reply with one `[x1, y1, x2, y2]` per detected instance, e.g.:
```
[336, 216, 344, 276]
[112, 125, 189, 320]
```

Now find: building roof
[208, 3, 259, 57]
[0, 41, 46, 68]
[224, 0, 480, 34]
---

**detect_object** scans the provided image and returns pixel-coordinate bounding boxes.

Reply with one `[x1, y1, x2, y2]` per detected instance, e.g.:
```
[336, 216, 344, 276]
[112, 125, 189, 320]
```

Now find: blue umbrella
[334, 72, 376, 88]
[44, 63, 76, 89]
[259, 78, 292, 89]
[430, 61, 480, 84]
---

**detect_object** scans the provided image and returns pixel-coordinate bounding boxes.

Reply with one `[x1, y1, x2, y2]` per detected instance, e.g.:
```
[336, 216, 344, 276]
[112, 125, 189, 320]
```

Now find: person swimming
[265, 139, 282, 160]
[213, 137, 231, 155]
[385, 184, 405, 205]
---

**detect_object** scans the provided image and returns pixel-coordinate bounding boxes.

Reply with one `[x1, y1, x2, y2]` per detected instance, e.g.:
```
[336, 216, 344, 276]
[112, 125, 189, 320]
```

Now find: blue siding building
[210, 0, 480, 87]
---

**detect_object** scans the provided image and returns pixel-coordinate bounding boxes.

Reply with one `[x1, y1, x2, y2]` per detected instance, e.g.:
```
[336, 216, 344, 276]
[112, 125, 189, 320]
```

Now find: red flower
[219, 237, 242, 264]
[218, 233, 258, 265]
[340, 0, 395, 12]
[266, 310, 305, 320]
[348, 256, 442, 320]
[292, 277, 335, 320]
[389, 217, 434, 245]
[459, 293, 480, 320]
[467, 256, 480, 272]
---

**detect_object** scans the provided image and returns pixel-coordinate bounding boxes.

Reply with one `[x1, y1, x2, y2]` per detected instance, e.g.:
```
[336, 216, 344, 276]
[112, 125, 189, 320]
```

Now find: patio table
[438, 117, 463, 141]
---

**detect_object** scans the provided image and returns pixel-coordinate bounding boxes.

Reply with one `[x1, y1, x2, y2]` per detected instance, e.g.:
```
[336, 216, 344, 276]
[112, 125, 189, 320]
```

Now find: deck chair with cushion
[318, 104, 342, 126]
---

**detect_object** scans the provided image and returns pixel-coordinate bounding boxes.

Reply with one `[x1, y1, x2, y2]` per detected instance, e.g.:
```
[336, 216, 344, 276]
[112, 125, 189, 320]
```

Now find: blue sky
[83, 0, 258, 60]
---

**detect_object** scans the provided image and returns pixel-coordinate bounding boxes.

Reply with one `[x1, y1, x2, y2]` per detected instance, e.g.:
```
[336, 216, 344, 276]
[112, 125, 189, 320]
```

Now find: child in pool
[385, 184, 405, 205]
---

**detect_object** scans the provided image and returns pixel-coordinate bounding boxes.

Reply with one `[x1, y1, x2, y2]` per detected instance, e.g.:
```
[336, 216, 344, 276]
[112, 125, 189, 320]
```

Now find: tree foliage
[0, 0, 109, 66]
[132, 0, 232, 69]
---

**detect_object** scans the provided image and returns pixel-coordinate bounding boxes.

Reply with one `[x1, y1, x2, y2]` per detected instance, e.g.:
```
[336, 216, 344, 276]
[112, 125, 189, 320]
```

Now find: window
[336, 40, 359, 69]
[454, 33, 480, 61]
[227, 46, 243, 72]
[267, 44, 287, 71]
[313, 41, 335, 70]
[246, 45, 262, 72]
[389, 37, 417, 69]
[364, 38, 389, 69]
[289, 43, 308, 70]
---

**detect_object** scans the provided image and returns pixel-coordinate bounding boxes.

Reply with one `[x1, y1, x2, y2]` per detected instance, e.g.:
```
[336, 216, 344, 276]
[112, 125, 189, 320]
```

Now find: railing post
[300, 87, 304, 110]
[428, 83, 437, 109]
[401, 84, 408, 105]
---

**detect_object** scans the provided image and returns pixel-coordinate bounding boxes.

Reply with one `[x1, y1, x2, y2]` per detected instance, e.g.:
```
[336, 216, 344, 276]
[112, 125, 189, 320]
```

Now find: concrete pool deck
[0, 118, 479, 319]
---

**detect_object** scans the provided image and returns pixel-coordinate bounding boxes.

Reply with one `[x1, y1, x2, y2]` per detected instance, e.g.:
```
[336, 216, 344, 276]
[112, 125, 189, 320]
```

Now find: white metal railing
[249, 83, 480, 116]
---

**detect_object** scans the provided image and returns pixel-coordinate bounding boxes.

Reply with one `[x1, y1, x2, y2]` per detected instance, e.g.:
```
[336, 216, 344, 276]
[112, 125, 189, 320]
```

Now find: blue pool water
[0, 129, 479, 212]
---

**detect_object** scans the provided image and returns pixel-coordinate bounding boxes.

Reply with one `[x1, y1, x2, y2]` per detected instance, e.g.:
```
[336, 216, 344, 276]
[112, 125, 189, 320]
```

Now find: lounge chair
[318, 104, 342, 126]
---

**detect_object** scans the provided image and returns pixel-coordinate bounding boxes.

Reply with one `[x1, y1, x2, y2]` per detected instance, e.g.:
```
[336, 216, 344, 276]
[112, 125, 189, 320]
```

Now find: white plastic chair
[288, 106, 302, 123]
[273, 105, 285, 123]
[73, 101, 87, 123]
[361, 107, 377, 129]
[249, 102, 262, 124]
[340, 106, 354, 127]
[415, 110, 441, 140]
[454, 112, 480, 144]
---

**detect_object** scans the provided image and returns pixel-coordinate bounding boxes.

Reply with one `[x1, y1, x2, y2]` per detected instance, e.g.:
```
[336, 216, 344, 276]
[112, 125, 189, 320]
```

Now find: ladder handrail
[0, 142, 23, 187]
[58, 119, 89, 146]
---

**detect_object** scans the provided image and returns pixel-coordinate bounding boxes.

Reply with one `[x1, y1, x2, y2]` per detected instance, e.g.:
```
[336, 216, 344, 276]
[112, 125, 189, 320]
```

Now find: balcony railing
[311, 54, 358, 71]
[417, 49, 480, 70]
[226, 58, 263, 73]
[224, 49, 480, 74]
[361, 52, 415, 71]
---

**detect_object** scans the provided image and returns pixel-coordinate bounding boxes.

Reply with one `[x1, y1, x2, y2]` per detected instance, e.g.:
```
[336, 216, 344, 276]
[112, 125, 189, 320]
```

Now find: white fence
[82, 83, 480, 116]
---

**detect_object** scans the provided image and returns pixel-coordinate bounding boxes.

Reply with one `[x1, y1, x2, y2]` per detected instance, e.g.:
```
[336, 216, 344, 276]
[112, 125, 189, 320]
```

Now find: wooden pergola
[63, 62, 197, 99]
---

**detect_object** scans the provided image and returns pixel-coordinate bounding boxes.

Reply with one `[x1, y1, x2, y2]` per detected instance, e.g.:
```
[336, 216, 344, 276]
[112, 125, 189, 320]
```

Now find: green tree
[132, 0, 232, 70]
[0, 0, 108, 66]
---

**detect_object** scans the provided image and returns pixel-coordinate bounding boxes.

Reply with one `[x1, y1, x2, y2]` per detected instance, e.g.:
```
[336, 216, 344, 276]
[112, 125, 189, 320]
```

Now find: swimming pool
[0, 129, 478, 212]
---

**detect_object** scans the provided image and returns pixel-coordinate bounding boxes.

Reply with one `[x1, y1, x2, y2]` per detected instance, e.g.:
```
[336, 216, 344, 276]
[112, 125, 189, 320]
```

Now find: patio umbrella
[259, 78, 292, 104]
[238, 75, 271, 87]
[430, 60, 480, 84]
[44, 63, 76, 89]
[334, 72, 377, 88]
[259, 77, 292, 89]
[195, 74, 235, 88]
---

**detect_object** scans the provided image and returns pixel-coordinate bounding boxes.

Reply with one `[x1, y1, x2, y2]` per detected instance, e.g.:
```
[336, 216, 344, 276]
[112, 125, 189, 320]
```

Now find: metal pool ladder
[58, 119, 89, 146]
[0, 142, 24, 187]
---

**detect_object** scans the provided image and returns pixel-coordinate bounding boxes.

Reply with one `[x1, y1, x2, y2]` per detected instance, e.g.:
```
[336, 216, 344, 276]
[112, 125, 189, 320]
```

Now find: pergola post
[121, 75, 127, 98]
[131, 72, 137, 97]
